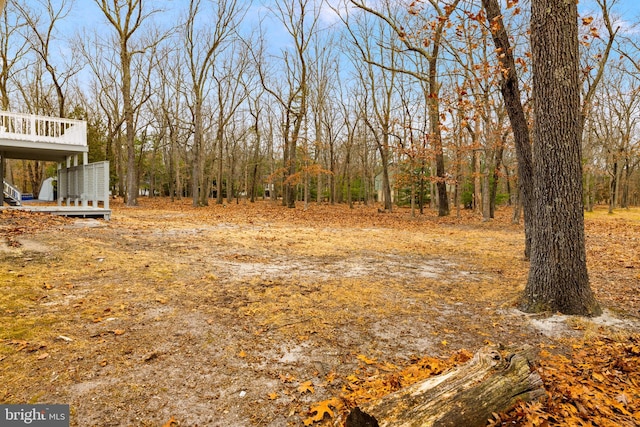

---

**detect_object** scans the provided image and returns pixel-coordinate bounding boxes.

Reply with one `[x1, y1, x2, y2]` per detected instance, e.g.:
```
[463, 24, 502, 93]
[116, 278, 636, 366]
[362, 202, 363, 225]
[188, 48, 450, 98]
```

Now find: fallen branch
[345, 346, 544, 427]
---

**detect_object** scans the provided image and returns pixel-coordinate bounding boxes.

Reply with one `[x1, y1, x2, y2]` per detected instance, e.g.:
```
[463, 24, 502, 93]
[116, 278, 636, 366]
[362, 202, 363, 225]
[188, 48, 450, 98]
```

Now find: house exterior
[0, 111, 110, 219]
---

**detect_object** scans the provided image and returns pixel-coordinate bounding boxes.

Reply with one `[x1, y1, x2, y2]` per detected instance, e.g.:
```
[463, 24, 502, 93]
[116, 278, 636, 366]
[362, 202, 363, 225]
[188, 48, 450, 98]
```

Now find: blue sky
[22, 0, 640, 84]
[579, 0, 639, 34]
[65, 1, 338, 50]
[62, 0, 639, 42]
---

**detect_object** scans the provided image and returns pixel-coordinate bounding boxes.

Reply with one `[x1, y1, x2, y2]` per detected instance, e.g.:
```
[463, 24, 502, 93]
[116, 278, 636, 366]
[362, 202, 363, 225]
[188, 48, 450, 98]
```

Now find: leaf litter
[0, 200, 639, 426]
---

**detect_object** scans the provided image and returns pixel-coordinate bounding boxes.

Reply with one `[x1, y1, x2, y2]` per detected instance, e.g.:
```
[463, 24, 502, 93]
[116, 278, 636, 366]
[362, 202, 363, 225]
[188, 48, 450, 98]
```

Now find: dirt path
[1, 200, 639, 426]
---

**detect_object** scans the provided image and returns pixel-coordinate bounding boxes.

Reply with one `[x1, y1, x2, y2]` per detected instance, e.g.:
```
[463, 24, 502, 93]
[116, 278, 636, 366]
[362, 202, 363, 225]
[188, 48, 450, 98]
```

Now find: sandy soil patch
[1, 200, 638, 426]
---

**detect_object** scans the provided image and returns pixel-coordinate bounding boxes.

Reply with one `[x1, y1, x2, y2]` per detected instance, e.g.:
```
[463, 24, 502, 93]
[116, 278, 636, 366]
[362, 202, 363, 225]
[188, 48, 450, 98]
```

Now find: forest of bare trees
[1, 0, 638, 213]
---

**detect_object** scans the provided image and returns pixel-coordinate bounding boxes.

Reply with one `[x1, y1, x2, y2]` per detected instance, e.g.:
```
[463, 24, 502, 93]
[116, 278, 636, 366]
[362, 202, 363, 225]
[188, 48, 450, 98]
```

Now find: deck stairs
[3, 181, 21, 206]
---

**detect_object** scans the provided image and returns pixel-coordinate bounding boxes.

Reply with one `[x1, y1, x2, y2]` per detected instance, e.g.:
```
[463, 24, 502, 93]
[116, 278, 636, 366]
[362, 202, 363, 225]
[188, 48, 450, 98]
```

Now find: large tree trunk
[216, 127, 225, 205]
[521, 0, 600, 316]
[482, 0, 534, 258]
[621, 159, 631, 208]
[473, 148, 481, 214]
[490, 139, 504, 219]
[378, 135, 393, 212]
[192, 100, 203, 207]
[121, 47, 138, 206]
[345, 347, 544, 427]
[608, 158, 618, 213]
[428, 57, 449, 217]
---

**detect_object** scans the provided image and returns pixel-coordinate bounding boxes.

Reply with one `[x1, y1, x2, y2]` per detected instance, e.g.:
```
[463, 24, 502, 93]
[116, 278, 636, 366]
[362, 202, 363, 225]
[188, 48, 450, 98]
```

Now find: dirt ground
[1, 199, 639, 426]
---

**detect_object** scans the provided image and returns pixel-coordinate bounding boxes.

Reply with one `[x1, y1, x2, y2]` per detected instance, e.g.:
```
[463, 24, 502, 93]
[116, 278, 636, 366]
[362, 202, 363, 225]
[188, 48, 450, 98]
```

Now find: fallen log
[345, 346, 545, 427]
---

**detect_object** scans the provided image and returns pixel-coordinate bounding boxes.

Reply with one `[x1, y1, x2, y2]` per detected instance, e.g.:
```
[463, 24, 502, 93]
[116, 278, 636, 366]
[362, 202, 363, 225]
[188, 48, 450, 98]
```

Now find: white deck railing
[58, 161, 110, 209]
[0, 111, 87, 146]
[3, 180, 22, 204]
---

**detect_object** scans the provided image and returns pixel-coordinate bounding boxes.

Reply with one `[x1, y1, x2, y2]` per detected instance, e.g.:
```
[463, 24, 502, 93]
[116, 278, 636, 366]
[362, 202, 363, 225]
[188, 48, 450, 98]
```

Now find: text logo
[0, 405, 69, 426]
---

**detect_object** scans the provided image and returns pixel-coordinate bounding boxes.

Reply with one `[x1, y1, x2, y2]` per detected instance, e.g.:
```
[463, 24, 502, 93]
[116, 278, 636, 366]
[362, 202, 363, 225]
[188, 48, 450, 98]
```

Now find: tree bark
[521, 0, 600, 316]
[489, 136, 505, 219]
[473, 148, 481, 214]
[427, 24, 451, 217]
[379, 133, 393, 211]
[482, 0, 534, 258]
[345, 347, 544, 427]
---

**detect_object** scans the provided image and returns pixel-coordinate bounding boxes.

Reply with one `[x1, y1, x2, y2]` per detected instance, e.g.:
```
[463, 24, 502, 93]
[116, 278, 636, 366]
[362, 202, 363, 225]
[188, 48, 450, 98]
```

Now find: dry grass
[0, 200, 638, 426]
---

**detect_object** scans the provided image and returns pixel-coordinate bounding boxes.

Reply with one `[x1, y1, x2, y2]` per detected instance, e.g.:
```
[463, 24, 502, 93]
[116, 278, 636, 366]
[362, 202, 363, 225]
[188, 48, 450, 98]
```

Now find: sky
[579, 0, 640, 34]
[61, 0, 640, 48]
[15, 0, 640, 92]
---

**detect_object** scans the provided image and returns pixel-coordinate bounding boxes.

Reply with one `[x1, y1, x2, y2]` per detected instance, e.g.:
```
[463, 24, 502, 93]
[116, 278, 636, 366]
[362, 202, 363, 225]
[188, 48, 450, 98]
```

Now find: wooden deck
[1, 204, 111, 220]
[1, 111, 110, 216]
[0, 111, 87, 161]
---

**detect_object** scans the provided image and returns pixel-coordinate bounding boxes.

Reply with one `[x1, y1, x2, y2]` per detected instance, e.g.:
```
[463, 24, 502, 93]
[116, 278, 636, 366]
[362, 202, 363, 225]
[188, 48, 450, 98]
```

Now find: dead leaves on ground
[305, 398, 342, 425]
[161, 416, 178, 427]
[2, 201, 640, 426]
[305, 334, 640, 426]
[495, 334, 640, 427]
[303, 350, 472, 425]
[584, 213, 640, 312]
[0, 209, 71, 247]
[4, 339, 46, 354]
[298, 380, 315, 394]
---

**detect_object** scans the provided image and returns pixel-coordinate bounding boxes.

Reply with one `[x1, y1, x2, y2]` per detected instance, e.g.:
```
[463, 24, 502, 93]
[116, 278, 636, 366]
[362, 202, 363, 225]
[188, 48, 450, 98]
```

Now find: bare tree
[155, 43, 187, 201]
[246, 85, 265, 203]
[213, 45, 250, 206]
[341, 9, 399, 211]
[579, 0, 620, 133]
[182, 0, 245, 207]
[94, 0, 160, 206]
[77, 29, 127, 195]
[349, 0, 461, 216]
[591, 68, 640, 212]
[0, 2, 29, 110]
[307, 30, 340, 206]
[254, 0, 321, 208]
[481, 0, 534, 256]
[15, 0, 81, 118]
[336, 80, 362, 208]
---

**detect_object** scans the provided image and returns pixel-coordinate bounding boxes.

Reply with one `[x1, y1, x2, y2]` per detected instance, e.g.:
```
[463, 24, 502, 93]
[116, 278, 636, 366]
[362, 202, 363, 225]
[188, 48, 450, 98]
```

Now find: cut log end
[345, 407, 379, 427]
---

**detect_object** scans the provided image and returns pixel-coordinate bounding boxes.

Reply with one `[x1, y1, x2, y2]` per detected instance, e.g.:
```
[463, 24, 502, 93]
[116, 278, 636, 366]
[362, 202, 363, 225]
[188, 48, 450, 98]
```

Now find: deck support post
[103, 161, 109, 210]
[66, 156, 71, 206]
[0, 153, 4, 207]
[82, 153, 88, 208]
[57, 161, 62, 206]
